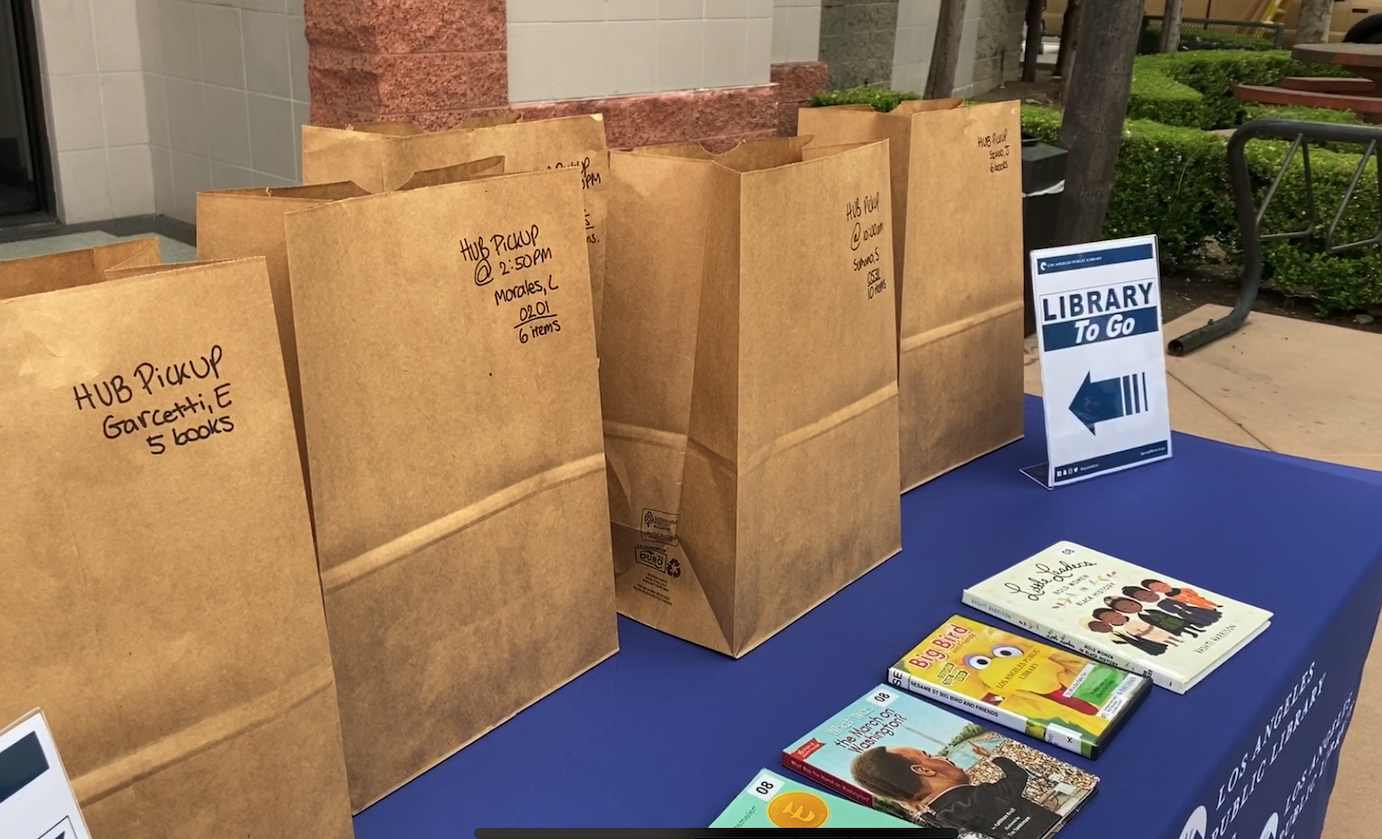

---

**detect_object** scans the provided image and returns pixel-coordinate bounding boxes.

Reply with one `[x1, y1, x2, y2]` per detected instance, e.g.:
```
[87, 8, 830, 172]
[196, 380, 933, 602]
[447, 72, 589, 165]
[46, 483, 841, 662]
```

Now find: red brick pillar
[771, 62, 829, 138]
[305, 0, 509, 130]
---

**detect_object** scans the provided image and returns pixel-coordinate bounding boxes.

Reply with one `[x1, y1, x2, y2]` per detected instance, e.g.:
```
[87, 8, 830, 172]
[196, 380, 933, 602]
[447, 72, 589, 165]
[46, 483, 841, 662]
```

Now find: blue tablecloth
[353, 396, 1382, 839]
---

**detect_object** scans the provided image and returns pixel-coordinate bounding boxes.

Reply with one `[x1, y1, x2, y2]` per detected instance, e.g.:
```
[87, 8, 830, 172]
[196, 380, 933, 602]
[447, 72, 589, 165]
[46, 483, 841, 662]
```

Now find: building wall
[138, 0, 310, 223]
[972, 0, 1025, 98]
[33, 0, 154, 224]
[308, 0, 827, 153]
[306, 0, 509, 131]
[772, 0, 821, 64]
[506, 0, 776, 104]
[891, 0, 933, 96]
[890, 0, 995, 99]
[819, 0, 899, 90]
[33, 0, 1023, 225]
[31, 0, 309, 225]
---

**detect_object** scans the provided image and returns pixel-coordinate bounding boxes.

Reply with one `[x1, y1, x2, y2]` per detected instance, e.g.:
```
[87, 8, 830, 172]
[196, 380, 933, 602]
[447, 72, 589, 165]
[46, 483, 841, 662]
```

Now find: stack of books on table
[706, 541, 1273, 838]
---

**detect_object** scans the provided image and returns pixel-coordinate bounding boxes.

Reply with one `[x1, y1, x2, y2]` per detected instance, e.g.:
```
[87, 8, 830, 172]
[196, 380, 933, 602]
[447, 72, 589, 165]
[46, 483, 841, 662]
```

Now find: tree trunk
[925, 0, 968, 99]
[1054, 0, 1081, 80]
[1159, 0, 1184, 52]
[1295, 0, 1335, 45]
[1023, 0, 1044, 83]
[1054, 0, 1144, 247]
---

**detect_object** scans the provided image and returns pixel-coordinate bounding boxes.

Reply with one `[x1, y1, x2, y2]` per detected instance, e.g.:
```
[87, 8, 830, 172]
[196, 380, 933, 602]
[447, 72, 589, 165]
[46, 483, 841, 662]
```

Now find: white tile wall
[34, 0, 153, 223]
[891, 0, 981, 97]
[771, 0, 820, 65]
[508, 0, 777, 103]
[32, 0, 309, 224]
[142, 0, 310, 223]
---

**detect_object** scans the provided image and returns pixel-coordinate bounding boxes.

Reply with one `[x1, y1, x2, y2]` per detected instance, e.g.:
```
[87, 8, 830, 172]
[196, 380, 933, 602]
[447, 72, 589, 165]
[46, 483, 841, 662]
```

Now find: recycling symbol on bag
[665, 558, 681, 579]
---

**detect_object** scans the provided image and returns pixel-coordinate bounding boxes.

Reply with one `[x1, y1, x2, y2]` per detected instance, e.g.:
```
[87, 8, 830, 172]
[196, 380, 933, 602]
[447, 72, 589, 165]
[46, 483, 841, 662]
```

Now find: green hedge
[1241, 104, 1371, 155]
[1242, 104, 1364, 125]
[1127, 50, 1353, 130]
[1137, 28, 1280, 55]
[1022, 106, 1382, 309]
[1262, 245, 1382, 311]
[1243, 141, 1382, 309]
[806, 87, 920, 112]
[1023, 107, 1231, 266]
[1181, 31, 1281, 52]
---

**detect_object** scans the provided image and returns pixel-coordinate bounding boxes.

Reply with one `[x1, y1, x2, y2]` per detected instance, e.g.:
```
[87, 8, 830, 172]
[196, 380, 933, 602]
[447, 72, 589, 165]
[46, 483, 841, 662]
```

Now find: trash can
[1021, 134, 1068, 337]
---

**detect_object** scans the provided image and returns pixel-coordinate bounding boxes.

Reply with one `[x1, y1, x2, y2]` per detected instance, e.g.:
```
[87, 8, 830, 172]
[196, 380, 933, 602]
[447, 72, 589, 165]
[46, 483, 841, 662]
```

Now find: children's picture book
[962, 540, 1273, 693]
[708, 768, 912, 828]
[888, 615, 1150, 758]
[782, 685, 1098, 839]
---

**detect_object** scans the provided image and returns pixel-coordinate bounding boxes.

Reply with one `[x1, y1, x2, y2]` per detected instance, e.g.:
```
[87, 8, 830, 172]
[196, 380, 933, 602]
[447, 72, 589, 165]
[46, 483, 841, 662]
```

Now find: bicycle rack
[1168, 118, 1382, 356]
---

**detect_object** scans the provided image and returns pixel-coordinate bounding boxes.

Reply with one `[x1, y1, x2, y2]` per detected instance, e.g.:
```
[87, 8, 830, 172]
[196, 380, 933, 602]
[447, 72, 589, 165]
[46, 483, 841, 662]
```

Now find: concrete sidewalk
[1025, 304, 1382, 839]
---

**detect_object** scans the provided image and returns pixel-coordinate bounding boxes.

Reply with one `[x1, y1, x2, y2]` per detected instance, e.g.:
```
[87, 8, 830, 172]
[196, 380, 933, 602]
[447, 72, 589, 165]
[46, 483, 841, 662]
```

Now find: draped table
[354, 396, 1382, 839]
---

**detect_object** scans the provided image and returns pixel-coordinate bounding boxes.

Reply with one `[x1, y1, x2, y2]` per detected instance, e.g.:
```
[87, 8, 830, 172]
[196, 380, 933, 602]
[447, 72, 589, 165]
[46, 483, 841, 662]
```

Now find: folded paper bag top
[0, 236, 160, 298]
[317, 112, 522, 135]
[602, 136, 902, 657]
[0, 252, 354, 839]
[299, 115, 592, 193]
[282, 167, 617, 811]
[630, 134, 812, 169]
[299, 114, 610, 341]
[797, 98, 1025, 491]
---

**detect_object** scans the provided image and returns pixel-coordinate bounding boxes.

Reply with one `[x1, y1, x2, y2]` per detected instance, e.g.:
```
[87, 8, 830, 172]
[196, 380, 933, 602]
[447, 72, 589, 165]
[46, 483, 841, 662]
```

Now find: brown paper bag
[318, 113, 522, 135]
[283, 168, 617, 810]
[0, 237, 160, 298]
[797, 100, 1025, 490]
[602, 137, 902, 657]
[300, 115, 609, 339]
[392, 156, 505, 190]
[455, 112, 525, 129]
[196, 156, 506, 502]
[0, 252, 353, 839]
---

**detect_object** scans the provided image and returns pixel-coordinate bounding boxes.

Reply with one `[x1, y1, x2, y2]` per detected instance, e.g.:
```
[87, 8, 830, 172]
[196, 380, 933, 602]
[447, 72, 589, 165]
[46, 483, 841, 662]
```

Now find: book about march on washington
[781, 686, 1098, 839]
[887, 615, 1150, 758]
[708, 768, 912, 827]
[962, 541, 1272, 693]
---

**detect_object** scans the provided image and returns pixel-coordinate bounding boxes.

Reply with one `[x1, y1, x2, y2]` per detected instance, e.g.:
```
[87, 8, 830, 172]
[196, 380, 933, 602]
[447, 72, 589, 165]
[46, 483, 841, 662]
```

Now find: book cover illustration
[888, 615, 1150, 758]
[962, 541, 1273, 693]
[708, 768, 912, 828]
[782, 686, 1098, 839]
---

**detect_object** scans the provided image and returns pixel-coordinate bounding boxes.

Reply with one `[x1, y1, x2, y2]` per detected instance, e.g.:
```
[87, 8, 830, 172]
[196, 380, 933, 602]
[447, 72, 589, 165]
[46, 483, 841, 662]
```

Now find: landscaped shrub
[1022, 106, 1232, 266]
[1240, 104, 1372, 155]
[1260, 244, 1382, 312]
[1181, 31, 1282, 52]
[1240, 140, 1382, 310]
[1243, 104, 1363, 126]
[1126, 59, 1207, 129]
[1137, 26, 1280, 55]
[1023, 105, 1382, 308]
[1128, 50, 1353, 130]
[806, 87, 920, 112]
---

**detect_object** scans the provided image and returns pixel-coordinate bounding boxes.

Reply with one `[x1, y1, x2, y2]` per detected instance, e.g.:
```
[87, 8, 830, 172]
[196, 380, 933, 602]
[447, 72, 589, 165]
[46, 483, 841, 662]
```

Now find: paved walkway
[1026, 304, 1382, 839]
[0, 230, 195, 263]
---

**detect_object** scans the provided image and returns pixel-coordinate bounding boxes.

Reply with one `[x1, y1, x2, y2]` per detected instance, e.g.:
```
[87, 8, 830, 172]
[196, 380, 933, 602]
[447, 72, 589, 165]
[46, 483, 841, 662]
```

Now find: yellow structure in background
[1253, 0, 1295, 25]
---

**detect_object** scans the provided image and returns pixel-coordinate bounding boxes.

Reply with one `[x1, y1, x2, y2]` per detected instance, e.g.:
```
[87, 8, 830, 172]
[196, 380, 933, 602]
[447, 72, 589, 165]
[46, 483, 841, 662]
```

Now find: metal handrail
[1168, 118, 1382, 356]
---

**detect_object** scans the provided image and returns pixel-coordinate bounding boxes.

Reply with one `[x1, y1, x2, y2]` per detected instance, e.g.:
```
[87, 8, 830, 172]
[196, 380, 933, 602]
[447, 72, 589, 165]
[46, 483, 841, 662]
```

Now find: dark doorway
[0, 0, 51, 221]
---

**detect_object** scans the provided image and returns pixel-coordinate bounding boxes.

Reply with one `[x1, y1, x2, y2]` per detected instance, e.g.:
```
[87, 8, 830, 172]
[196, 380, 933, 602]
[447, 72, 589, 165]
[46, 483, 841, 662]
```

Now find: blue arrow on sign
[1070, 371, 1150, 433]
